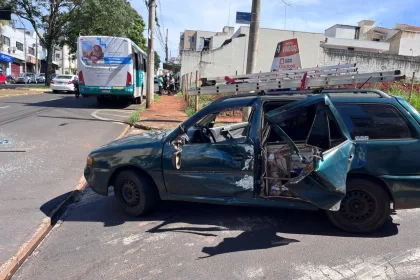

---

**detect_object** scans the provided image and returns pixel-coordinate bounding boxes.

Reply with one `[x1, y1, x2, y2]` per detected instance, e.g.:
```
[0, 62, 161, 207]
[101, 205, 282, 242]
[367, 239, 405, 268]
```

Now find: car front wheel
[326, 178, 390, 233]
[114, 170, 156, 216]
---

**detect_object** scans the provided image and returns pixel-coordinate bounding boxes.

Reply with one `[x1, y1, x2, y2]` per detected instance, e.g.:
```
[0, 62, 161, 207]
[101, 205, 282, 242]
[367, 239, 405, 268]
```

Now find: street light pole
[146, 0, 156, 108]
[17, 16, 27, 84]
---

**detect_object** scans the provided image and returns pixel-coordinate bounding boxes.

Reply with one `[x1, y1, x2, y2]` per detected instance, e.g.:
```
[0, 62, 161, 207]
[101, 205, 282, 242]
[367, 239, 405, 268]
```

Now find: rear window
[335, 103, 415, 140]
[55, 76, 73, 79]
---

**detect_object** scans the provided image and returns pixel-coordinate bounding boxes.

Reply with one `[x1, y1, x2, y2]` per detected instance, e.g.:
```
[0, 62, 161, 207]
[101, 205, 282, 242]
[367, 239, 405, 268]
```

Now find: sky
[132, 0, 420, 64]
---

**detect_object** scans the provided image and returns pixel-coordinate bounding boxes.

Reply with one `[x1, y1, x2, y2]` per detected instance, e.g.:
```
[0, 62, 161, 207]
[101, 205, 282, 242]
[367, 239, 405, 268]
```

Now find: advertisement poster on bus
[271, 38, 302, 71]
[79, 37, 131, 65]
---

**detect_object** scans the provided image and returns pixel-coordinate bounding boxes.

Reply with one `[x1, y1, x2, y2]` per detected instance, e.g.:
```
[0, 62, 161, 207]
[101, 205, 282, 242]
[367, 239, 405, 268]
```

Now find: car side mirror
[172, 151, 181, 169]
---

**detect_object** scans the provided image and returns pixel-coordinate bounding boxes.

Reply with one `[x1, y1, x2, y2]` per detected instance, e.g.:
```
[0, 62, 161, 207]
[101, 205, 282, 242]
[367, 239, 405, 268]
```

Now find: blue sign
[0, 53, 13, 63]
[236, 12, 251, 24]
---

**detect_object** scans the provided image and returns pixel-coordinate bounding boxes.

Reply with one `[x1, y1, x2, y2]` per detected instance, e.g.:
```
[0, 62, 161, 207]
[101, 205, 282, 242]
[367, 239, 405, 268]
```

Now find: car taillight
[78, 71, 85, 85]
[68, 80, 73, 84]
[126, 72, 132, 86]
[50, 80, 54, 84]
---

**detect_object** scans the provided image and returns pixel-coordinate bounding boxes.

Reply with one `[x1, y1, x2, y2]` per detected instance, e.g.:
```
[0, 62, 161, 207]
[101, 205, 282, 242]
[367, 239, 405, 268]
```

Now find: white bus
[77, 36, 147, 104]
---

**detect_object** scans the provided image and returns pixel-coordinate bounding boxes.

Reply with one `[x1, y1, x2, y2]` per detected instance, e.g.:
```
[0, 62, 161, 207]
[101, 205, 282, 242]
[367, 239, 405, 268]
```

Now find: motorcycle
[6, 75, 16, 84]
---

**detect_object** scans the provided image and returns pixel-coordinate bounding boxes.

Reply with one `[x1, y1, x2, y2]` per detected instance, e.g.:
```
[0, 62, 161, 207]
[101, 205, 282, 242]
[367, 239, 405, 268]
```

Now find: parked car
[0, 72, 6, 84]
[36, 73, 46, 83]
[84, 89, 420, 233]
[16, 73, 37, 84]
[50, 75, 78, 93]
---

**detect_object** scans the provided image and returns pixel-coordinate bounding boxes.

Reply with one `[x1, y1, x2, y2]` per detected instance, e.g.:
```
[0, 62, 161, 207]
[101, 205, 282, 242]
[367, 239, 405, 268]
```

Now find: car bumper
[381, 175, 420, 209]
[84, 166, 111, 196]
[50, 84, 75, 91]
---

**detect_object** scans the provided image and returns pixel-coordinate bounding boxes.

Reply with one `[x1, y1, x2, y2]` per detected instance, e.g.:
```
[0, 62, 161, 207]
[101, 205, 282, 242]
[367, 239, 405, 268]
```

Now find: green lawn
[388, 86, 420, 110]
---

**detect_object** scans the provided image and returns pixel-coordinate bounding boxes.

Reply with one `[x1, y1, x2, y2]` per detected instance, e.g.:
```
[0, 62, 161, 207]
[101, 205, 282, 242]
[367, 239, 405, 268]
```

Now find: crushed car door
[265, 94, 356, 210]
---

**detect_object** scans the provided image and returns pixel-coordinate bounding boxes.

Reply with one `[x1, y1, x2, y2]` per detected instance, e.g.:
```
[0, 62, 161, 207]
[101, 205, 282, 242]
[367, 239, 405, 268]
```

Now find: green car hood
[92, 130, 168, 154]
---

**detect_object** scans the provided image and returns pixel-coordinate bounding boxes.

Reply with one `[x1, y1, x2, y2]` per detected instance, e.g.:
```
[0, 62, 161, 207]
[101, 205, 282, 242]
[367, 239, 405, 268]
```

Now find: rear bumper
[84, 166, 111, 196]
[380, 175, 420, 209]
[51, 84, 75, 91]
[80, 85, 134, 95]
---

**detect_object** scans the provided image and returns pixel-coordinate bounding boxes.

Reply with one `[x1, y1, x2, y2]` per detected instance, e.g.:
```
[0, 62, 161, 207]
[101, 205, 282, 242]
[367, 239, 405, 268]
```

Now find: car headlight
[86, 155, 93, 166]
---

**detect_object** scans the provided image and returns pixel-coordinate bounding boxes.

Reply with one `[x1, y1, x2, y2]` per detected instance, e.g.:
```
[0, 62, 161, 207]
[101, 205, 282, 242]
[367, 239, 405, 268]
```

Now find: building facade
[0, 22, 45, 77]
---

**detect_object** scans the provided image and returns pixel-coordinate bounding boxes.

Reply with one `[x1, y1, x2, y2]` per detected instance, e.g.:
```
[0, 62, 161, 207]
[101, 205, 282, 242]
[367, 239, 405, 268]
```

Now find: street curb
[0, 91, 45, 99]
[0, 123, 131, 280]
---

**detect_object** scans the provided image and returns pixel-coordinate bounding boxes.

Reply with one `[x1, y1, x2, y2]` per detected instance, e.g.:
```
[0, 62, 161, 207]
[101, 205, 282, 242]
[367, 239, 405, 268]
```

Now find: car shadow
[4, 96, 134, 110]
[40, 189, 400, 258]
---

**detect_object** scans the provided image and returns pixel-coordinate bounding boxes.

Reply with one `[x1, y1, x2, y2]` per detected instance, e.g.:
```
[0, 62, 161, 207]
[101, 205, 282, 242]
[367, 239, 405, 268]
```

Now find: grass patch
[176, 91, 183, 98]
[129, 104, 145, 126]
[184, 94, 216, 116]
[388, 85, 420, 110]
[154, 93, 161, 102]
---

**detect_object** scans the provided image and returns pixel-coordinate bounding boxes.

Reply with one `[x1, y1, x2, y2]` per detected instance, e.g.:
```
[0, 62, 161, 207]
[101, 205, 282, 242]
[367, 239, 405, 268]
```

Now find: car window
[335, 103, 415, 140]
[214, 106, 252, 127]
[56, 75, 73, 79]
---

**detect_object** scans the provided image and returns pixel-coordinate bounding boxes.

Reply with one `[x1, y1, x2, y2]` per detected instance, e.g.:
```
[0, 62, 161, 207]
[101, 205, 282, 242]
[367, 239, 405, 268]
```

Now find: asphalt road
[0, 92, 133, 265]
[12, 186, 420, 280]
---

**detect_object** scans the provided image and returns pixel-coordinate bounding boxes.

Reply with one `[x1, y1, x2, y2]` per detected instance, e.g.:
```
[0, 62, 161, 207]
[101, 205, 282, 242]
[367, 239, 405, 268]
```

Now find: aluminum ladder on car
[187, 64, 405, 96]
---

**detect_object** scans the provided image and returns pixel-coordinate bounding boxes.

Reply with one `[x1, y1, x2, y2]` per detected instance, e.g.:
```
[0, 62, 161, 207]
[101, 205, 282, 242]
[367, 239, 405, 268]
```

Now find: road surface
[0, 92, 134, 265]
[12, 185, 420, 279]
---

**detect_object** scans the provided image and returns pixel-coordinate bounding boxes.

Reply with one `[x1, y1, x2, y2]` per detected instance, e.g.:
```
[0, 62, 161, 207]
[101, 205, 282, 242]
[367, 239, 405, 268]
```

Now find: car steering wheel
[200, 126, 216, 143]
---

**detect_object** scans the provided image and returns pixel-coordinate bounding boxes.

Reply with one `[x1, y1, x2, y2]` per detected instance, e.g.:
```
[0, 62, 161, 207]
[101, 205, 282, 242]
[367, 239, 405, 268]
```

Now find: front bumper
[84, 166, 111, 196]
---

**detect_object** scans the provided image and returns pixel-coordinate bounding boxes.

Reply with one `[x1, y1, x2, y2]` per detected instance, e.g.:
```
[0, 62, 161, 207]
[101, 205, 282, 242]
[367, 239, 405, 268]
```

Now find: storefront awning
[0, 53, 14, 63]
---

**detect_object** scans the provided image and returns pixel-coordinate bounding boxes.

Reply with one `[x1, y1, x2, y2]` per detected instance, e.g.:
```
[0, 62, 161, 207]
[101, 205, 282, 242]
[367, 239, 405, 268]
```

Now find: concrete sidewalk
[134, 95, 188, 131]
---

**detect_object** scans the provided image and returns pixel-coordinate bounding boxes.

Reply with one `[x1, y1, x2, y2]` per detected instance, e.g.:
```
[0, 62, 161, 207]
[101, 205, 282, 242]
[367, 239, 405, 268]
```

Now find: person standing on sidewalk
[158, 75, 163, 95]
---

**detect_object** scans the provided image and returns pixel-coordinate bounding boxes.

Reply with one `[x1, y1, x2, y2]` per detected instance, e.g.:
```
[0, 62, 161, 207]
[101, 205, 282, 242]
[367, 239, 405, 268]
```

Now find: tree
[154, 51, 160, 71]
[10, 0, 82, 85]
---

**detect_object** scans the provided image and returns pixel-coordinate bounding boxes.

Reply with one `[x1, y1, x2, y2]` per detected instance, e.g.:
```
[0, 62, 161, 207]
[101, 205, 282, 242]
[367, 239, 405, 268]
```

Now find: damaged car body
[85, 89, 420, 233]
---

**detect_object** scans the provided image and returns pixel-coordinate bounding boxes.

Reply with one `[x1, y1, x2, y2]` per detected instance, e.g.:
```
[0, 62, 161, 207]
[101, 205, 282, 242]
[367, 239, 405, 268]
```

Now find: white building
[55, 44, 77, 75]
[0, 22, 46, 77]
[181, 26, 324, 79]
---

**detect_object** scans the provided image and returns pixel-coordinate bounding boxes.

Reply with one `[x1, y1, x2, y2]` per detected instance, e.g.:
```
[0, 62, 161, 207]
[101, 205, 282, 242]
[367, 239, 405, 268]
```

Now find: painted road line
[0, 123, 131, 280]
[0, 106, 10, 109]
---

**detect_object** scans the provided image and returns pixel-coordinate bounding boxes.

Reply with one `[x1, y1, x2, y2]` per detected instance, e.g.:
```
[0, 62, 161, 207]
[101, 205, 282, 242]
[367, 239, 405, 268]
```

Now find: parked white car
[50, 75, 78, 93]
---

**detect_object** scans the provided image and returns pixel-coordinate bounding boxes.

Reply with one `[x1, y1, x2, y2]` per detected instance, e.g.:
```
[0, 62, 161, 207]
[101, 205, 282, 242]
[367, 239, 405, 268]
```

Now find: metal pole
[146, 0, 156, 108]
[165, 29, 168, 63]
[243, 0, 260, 120]
[35, 36, 38, 74]
[195, 70, 199, 112]
[409, 71, 415, 102]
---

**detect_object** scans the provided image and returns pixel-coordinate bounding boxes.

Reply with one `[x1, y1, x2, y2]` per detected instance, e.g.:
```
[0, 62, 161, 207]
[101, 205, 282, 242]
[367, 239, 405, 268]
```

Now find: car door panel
[162, 142, 254, 198]
[266, 94, 356, 210]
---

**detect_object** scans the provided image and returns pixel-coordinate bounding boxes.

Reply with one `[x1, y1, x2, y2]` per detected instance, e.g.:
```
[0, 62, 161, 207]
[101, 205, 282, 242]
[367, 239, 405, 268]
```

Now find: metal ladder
[188, 64, 405, 96]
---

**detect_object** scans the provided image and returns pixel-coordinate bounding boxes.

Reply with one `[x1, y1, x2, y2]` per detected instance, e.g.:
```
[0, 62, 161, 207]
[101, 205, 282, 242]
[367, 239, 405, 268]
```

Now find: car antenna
[358, 76, 372, 89]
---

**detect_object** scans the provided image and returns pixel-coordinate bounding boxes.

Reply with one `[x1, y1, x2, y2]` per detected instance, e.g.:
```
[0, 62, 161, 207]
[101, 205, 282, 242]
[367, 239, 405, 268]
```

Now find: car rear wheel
[52, 90, 59, 93]
[114, 170, 156, 216]
[326, 178, 390, 233]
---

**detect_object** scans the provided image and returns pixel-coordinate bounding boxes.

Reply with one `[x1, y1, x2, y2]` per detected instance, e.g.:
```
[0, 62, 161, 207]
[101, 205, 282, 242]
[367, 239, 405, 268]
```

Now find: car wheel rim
[121, 180, 140, 207]
[339, 189, 377, 223]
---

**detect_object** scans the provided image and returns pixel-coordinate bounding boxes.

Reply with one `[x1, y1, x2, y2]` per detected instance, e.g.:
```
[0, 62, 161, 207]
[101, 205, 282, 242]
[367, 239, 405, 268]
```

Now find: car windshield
[55, 75, 73, 79]
[38, 74, 45, 77]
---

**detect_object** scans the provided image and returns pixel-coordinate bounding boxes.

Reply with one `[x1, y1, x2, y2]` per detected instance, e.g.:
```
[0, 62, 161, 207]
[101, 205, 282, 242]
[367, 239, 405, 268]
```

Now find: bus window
[143, 57, 147, 72]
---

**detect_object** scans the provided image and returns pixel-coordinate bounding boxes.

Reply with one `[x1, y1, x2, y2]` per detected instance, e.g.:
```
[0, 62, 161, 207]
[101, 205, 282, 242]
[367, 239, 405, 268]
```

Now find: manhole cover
[0, 140, 11, 145]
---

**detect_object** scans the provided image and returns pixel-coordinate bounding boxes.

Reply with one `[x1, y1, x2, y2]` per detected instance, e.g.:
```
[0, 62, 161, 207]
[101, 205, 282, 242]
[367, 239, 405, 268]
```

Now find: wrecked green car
[85, 89, 420, 233]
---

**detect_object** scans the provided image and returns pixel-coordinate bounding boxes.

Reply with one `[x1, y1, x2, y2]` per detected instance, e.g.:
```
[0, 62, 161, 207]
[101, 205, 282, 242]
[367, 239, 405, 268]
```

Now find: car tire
[53, 90, 59, 93]
[326, 178, 390, 233]
[114, 170, 156, 216]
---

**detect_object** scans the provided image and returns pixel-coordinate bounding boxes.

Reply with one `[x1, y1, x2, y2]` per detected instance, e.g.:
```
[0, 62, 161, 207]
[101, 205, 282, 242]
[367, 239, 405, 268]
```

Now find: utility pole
[165, 29, 169, 63]
[243, 0, 260, 120]
[246, 0, 260, 74]
[146, 0, 156, 108]
[35, 36, 38, 74]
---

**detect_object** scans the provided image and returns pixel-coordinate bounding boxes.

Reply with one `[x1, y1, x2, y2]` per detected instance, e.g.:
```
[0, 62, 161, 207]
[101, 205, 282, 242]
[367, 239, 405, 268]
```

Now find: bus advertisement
[77, 36, 147, 104]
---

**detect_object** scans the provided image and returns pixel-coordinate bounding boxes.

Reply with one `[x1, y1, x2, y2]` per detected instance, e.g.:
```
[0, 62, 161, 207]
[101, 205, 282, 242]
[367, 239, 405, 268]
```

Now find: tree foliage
[64, 0, 160, 70]
[10, 0, 82, 84]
